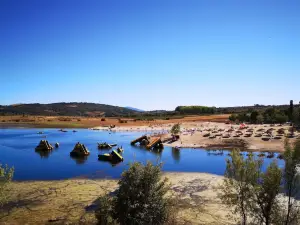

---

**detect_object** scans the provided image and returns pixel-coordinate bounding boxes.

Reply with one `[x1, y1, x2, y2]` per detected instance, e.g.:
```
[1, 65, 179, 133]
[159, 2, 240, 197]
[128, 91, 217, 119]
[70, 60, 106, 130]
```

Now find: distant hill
[125, 107, 145, 112]
[1, 102, 297, 118]
[0, 103, 138, 117]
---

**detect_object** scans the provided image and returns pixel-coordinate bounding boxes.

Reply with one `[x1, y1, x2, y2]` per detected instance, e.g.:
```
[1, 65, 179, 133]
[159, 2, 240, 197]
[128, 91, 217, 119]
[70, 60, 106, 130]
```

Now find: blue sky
[1, 0, 299, 110]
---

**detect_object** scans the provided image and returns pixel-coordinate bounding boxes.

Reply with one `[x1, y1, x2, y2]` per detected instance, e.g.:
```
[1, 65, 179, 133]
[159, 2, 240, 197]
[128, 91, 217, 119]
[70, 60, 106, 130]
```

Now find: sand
[0, 173, 233, 225]
[94, 122, 299, 152]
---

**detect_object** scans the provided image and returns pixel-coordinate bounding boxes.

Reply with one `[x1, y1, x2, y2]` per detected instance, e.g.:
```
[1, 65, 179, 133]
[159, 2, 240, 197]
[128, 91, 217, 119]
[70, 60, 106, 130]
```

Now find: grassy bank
[0, 173, 231, 225]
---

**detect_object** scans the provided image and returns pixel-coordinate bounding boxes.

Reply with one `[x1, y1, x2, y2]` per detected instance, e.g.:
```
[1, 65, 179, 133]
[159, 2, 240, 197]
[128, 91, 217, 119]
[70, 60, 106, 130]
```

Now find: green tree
[95, 194, 115, 225]
[219, 150, 261, 225]
[236, 113, 250, 123]
[282, 138, 300, 225]
[274, 113, 288, 124]
[289, 100, 294, 121]
[95, 162, 174, 225]
[0, 164, 14, 207]
[256, 114, 264, 124]
[293, 108, 300, 128]
[229, 114, 237, 122]
[250, 111, 259, 123]
[175, 105, 216, 115]
[251, 161, 282, 225]
[170, 123, 180, 136]
[220, 151, 284, 225]
[263, 108, 276, 124]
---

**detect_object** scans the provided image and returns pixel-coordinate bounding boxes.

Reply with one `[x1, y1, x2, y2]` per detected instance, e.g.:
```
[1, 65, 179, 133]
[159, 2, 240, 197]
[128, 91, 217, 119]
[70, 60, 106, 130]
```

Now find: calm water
[0, 128, 285, 181]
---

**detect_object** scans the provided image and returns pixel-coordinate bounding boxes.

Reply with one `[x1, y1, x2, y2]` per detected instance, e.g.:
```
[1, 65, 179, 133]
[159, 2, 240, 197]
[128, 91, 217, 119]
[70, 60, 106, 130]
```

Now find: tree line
[229, 100, 300, 126]
[175, 105, 217, 114]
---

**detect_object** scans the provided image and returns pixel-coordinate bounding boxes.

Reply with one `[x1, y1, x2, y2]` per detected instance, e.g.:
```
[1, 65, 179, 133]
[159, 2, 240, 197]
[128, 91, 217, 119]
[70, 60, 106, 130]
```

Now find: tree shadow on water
[70, 155, 88, 164]
[172, 147, 181, 163]
[35, 149, 52, 158]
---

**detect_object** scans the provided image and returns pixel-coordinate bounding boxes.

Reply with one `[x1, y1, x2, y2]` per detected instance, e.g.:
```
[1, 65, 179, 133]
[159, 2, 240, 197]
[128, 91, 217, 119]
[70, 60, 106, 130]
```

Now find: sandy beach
[93, 122, 298, 152]
[0, 173, 233, 225]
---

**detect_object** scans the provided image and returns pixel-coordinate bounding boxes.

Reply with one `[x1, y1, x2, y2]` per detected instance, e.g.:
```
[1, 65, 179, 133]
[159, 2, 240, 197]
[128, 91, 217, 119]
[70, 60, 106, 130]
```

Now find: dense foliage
[175, 106, 216, 114]
[129, 111, 184, 121]
[227, 101, 300, 125]
[217, 103, 300, 114]
[293, 108, 300, 128]
[95, 162, 174, 225]
[229, 107, 291, 124]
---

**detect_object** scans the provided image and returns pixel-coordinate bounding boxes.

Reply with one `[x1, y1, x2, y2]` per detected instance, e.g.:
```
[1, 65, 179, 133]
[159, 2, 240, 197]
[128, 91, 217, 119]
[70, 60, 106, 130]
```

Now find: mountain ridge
[0, 102, 138, 117]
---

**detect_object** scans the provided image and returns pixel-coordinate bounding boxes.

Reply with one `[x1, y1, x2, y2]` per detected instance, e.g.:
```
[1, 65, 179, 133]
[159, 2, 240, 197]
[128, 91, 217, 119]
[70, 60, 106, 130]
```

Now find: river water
[0, 128, 284, 181]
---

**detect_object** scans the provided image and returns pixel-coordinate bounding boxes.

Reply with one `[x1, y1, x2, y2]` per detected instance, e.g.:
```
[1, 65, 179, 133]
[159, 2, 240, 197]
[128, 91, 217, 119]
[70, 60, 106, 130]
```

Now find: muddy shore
[0, 172, 233, 225]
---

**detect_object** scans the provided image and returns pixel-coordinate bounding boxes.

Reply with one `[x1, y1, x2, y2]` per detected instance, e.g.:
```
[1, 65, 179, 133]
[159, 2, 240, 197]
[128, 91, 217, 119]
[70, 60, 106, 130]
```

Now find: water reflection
[0, 128, 287, 181]
[206, 150, 224, 156]
[131, 145, 162, 157]
[35, 150, 51, 158]
[171, 148, 180, 163]
[70, 155, 88, 164]
[97, 159, 122, 167]
[149, 148, 163, 157]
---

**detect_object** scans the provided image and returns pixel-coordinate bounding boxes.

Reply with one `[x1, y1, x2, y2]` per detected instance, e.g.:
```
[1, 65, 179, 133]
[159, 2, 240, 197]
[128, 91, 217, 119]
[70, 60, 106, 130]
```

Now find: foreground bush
[0, 164, 14, 207]
[95, 162, 174, 225]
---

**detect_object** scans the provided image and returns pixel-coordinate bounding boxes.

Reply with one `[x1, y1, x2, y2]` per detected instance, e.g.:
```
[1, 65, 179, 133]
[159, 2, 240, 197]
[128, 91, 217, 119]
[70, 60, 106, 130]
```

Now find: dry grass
[0, 179, 118, 225]
[0, 114, 229, 129]
[0, 173, 233, 225]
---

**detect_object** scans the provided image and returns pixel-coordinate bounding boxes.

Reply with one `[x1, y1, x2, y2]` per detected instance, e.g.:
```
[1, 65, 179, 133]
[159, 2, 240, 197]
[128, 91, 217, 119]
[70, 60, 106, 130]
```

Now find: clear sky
[1, 0, 299, 110]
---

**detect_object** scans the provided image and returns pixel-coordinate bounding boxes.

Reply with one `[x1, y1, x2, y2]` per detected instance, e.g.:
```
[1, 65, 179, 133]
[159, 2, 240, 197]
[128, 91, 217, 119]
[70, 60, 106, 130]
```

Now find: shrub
[95, 162, 174, 225]
[229, 114, 237, 122]
[95, 195, 115, 225]
[170, 124, 180, 135]
[0, 164, 14, 207]
[118, 119, 127, 123]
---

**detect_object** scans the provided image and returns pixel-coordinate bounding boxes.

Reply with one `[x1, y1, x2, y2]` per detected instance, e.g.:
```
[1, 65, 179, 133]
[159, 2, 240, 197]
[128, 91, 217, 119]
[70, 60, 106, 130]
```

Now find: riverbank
[95, 122, 298, 152]
[0, 172, 233, 225]
[1, 115, 298, 152]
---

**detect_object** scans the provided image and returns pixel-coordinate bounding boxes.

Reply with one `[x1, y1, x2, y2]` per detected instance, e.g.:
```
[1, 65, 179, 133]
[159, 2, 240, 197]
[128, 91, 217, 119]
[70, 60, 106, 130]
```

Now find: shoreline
[1, 120, 298, 152]
[3, 172, 232, 225]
